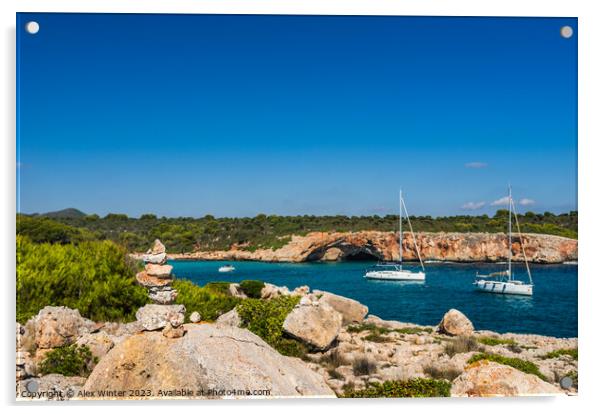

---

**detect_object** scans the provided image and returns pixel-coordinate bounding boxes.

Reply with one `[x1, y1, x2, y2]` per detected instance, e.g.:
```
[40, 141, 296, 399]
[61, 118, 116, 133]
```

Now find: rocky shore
[131, 231, 577, 264]
[17, 282, 577, 400]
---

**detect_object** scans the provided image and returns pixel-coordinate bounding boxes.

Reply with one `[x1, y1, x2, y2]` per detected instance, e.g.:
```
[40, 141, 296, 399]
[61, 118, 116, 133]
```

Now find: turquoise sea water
[169, 261, 577, 338]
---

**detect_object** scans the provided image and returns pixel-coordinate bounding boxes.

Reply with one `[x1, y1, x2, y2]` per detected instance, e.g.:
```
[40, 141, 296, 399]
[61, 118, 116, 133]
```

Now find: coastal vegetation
[39, 344, 97, 377]
[542, 348, 578, 360]
[16, 236, 148, 324]
[467, 353, 547, 381]
[18, 209, 578, 253]
[172, 279, 241, 321]
[237, 295, 307, 358]
[477, 336, 518, 347]
[343, 378, 451, 398]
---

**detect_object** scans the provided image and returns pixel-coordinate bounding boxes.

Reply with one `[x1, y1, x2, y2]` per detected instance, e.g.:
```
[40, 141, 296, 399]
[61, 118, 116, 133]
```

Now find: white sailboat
[474, 186, 534, 296]
[364, 190, 426, 281]
[218, 264, 235, 273]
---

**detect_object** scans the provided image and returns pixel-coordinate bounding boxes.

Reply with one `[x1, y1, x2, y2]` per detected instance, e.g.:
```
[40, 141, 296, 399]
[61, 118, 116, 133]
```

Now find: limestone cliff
[136, 231, 577, 264]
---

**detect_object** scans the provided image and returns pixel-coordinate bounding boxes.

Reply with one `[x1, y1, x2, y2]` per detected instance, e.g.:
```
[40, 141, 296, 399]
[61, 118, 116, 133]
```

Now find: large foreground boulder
[314, 290, 368, 325]
[135, 304, 185, 331]
[83, 324, 335, 399]
[437, 309, 474, 336]
[23, 306, 96, 349]
[282, 297, 342, 350]
[451, 360, 560, 397]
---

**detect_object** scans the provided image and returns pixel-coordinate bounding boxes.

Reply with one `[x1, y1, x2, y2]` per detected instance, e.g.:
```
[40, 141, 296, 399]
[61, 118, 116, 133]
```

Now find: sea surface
[169, 260, 578, 338]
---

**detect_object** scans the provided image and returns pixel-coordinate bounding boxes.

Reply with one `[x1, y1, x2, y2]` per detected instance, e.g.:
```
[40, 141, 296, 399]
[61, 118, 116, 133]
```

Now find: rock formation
[137, 239, 178, 305]
[283, 294, 343, 350]
[438, 309, 474, 336]
[451, 360, 559, 396]
[147, 231, 577, 264]
[135, 240, 186, 336]
[82, 324, 336, 399]
[16, 284, 576, 400]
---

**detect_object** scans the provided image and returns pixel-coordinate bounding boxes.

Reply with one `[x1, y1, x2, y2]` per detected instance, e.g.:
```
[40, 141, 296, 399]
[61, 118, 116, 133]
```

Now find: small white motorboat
[218, 264, 235, 273]
[364, 190, 426, 281]
[474, 186, 533, 296]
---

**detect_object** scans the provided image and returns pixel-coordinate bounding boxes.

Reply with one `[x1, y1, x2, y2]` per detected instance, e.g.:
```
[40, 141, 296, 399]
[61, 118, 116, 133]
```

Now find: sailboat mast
[399, 189, 403, 270]
[508, 185, 512, 279]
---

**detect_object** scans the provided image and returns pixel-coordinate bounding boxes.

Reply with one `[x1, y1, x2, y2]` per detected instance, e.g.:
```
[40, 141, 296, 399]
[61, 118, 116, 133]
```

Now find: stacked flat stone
[136, 239, 178, 304]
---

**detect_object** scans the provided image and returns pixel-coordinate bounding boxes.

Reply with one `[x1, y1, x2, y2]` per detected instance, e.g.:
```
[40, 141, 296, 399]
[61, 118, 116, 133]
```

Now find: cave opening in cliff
[344, 251, 380, 261]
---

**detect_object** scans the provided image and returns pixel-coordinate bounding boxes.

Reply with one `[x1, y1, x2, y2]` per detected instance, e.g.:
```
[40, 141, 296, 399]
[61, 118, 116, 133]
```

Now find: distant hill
[41, 208, 87, 219]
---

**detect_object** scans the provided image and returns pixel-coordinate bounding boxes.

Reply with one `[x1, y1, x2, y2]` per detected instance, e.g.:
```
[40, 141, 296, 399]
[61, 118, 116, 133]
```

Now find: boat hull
[474, 280, 533, 296]
[218, 267, 235, 273]
[365, 270, 425, 281]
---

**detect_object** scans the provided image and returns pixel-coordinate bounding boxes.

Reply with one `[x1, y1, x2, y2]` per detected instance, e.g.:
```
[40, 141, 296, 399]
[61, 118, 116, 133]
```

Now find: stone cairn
[137, 239, 177, 304]
[135, 239, 186, 338]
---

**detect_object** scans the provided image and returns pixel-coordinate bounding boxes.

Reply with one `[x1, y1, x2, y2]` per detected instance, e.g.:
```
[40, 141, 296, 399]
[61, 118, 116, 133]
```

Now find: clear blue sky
[17, 13, 577, 218]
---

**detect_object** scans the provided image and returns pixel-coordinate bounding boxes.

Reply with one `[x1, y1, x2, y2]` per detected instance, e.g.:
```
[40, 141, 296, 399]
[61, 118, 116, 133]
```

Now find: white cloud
[519, 198, 535, 206]
[491, 196, 511, 206]
[462, 201, 486, 210]
[465, 162, 488, 169]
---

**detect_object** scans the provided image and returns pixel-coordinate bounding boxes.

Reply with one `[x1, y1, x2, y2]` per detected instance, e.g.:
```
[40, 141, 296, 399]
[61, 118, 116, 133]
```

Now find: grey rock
[148, 288, 178, 305]
[215, 308, 241, 327]
[189, 311, 201, 323]
[283, 300, 342, 350]
[24, 306, 96, 349]
[135, 304, 186, 331]
[314, 290, 368, 325]
[438, 309, 474, 336]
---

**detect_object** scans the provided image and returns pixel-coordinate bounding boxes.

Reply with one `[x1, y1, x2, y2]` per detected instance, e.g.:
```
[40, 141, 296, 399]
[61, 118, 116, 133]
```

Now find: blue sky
[17, 14, 577, 218]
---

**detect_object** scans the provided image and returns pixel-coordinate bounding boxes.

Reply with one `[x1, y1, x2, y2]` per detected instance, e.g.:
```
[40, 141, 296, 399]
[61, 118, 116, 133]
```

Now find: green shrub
[477, 336, 517, 346]
[273, 337, 309, 359]
[542, 348, 578, 360]
[238, 280, 265, 299]
[203, 281, 232, 295]
[16, 236, 148, 324]
[344, 378, 451, 398]
[444, 336, 480, 357]
[39, 344, 97, 377]
[173, 279, 240, 321]
[347, 323, 431, 336]
[364, 332, 392, 343]
[467, 353, 547, 381]
[237, 296, 303, 356]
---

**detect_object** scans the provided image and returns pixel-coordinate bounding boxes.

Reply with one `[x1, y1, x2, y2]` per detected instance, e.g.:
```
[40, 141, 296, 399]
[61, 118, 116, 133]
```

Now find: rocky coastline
[17, 285, 578, 400]
[131, 231, 578, 264]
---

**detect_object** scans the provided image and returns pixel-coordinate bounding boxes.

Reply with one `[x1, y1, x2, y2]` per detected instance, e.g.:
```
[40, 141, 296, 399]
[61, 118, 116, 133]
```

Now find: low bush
[17, 236, 148, 324]
[364, 332, 392, 343]
[238, 280, 265, 299]
[477, 336, 517, 347]
[352, 357, 377, 376]
[467, 353, 547, 381]
[444, 336, 480, 357]
[327, 368, 345, 380]
[423, 364, 463, 381]
[542, 348, 578, 360]
[344, 378, 451, 398]
[319, 349, 349, 368]
[39, 344, 97, 377]
[173, 279, 241, 321]
[203, 281, 232, 295]
[237, 296, 305, 357]
[347, 323, 431, 336]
